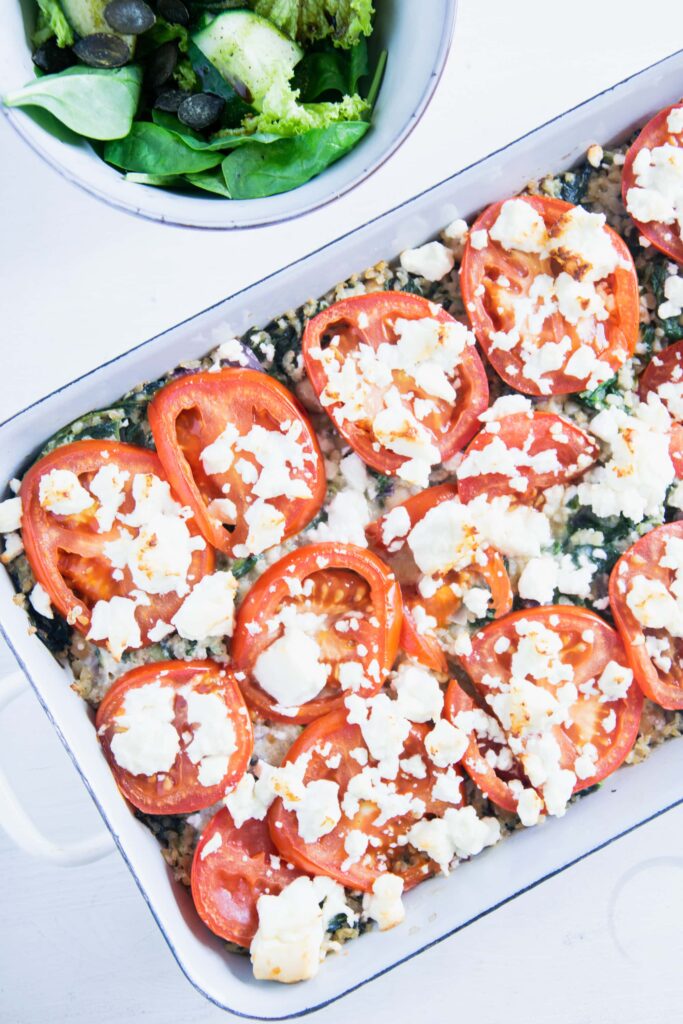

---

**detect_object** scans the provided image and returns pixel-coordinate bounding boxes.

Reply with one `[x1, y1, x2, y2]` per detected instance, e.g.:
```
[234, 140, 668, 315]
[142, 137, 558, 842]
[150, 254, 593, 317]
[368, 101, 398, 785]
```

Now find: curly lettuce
[32, 0, 75, 48]
[252, 0, 374, 48]
[246, 89, 369, 134]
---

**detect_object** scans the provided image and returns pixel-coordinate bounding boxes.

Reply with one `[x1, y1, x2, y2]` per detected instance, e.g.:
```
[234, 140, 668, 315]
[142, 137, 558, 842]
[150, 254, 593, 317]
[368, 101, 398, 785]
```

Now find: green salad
[4, 0, 385, 199]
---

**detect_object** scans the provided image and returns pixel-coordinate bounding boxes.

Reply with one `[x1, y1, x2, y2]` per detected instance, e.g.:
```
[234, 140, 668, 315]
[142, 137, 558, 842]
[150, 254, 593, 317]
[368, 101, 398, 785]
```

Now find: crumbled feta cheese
[39, 468, 92, 516]
[626, 141, 683, 239]
[251, 875, 354, 983]
[200, 831, 223, 860]
[109, 681, 179, 776]
[200, 424, 240, 476]
[183, 686, 237, 786]
[392, 661, 444, 723]
[362, 873, 405, 930]
[89, 464, 129, 532]
[225, 764, 277, 827]
[171, 571, 238, 641]
[88, 595, 142, 660]
[254, 612, 330, 709]
[29, 582, 53, 619]
[400, 241, 455, 282]
[490, 198, 547, 254]
[424, 718, 468, 768]
[0, 496, 22, 533]
[345, 693, 411, 779]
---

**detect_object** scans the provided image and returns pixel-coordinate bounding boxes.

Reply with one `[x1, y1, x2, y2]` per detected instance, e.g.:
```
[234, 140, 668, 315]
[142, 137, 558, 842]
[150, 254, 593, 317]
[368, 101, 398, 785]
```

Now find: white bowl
[1, 0, 457, 228]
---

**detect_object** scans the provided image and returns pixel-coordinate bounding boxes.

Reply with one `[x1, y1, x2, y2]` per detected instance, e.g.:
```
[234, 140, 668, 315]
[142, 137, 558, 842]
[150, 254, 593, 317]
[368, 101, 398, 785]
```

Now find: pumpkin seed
[157, 0, 190, 27]
[177, 92, 224, 131]
[32, 39, 76, 75]
[145, 40, 178, 88]
[73, 34, 131, 69]
[104, 0, 156, 34]
[154, 88, 189, 113]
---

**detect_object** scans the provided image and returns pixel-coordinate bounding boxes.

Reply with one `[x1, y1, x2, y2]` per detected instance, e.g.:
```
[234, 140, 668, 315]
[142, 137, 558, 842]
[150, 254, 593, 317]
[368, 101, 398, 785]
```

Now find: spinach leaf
[3, 65, 142, 140]
[222, 119, 369, 198]
[186, 167, 232, 196]
[576, 375, 621, 410]
[105, 121, 223, 174]
[152, 109, 280, 150]
[295, 37, 368, 100]
[188, 40, 253, 127]
[125, 171, 185, 187]
[649, 257, 683, 341]
[559, 162, 594, 205]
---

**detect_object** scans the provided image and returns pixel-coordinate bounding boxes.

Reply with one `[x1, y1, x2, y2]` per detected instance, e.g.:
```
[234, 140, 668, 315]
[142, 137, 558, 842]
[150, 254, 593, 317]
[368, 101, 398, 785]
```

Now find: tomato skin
[459, 607, 643, 803]
[96, 661, 253, 815]
[20, 440, 214, 649]
[148, 368, 326, 557]
[622, 103, 683, 263]
[609, 521, 683, 710]
[367, 484, 512, 674]
[461, 196, 639, 395]
[192, 808, 302, 947]
[457, 411, 599, 505]
[232, 543, 402, 723]
[302, 292, 489, 476]
[639, 339, 683, 477]
[267, 708, 457, 891]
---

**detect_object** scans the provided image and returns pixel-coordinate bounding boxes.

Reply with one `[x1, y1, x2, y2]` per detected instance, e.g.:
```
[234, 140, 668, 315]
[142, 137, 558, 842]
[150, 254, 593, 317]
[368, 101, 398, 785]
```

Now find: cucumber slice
[192, 10, 303, 110]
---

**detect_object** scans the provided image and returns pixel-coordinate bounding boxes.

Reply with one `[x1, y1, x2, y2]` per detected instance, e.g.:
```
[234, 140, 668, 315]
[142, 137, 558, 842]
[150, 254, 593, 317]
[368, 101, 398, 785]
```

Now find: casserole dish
[0, 0, 456, 229]
[1, 48, 683, 1019]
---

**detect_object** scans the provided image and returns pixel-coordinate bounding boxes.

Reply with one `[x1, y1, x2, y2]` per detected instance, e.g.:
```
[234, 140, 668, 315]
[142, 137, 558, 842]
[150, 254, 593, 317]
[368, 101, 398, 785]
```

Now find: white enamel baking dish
[1, 49, 683, 1020]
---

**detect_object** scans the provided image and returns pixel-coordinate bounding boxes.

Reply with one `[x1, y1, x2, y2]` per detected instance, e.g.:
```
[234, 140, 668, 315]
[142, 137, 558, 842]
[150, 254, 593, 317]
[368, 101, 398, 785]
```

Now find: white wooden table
[1, 2, 683, 1021]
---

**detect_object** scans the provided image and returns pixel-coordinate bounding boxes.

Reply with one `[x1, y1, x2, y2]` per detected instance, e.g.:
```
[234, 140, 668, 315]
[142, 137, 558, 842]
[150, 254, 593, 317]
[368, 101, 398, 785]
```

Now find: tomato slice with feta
[20, 440, 214, 659]
[267, 707, 460, 891]
[192, 808, 302, 948]
[302, 292, 489, 486]
[609, 521, 683, 709]
[444, 682, 527, 814]
[232, 543, 402, 723]
[456, 410, 599, 504]
[148, 368, 326, 559]
[461, 196, 639, 395]
[367, 485, 512, 674]
[639, 340, 683, 477]
[96, 661, 253, 815]
[456, 607, 643, 816]
[622, 102, 683, 264]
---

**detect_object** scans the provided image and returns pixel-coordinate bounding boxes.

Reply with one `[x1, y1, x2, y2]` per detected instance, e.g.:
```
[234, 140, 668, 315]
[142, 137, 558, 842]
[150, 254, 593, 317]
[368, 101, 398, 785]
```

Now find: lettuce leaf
[252, 0, 374, 48]
[32, 0, 74, 48]
[245, 86, 368, 134]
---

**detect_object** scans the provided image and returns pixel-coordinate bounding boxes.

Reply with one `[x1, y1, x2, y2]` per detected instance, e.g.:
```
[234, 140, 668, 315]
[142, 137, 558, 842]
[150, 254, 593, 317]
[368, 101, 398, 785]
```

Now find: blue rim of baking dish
[1, 43, 683, 1019]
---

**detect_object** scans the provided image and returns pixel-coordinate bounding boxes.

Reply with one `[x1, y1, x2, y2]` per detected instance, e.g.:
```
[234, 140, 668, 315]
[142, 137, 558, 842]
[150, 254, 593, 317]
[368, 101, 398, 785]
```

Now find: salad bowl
[0, 0, 457, 229]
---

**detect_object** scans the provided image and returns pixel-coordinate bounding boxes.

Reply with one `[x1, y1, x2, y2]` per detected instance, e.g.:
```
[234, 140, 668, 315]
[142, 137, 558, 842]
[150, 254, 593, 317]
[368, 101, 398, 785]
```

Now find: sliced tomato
[96, 661, 253, 815]
[302, 292, 489, 478]
[148, 368, 326, 558]
[232, 543, 402, 723]
[20, 440, 213, 656]
[458, 607, 643, 807]
[457, 411, 599, 504]
[609, 521, 683, 709]
[444, 682, 526, 813]
[192, 808, 302, 947]
[268, 708, 460, 891]
[639, 339, 683, 477]
[461, 196, 639, 395]
[622, 102, 683, 263]
[367, 485, 512, 673]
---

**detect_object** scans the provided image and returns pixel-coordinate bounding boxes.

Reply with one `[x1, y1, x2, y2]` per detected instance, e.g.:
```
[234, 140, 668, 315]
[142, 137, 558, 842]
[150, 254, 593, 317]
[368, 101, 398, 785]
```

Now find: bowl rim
[1, 0, 458, 231]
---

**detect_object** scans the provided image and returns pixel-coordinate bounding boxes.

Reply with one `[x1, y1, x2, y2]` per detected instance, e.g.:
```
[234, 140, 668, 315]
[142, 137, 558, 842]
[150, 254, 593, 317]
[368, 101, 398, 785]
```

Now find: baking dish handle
[0, 669, 115, 866]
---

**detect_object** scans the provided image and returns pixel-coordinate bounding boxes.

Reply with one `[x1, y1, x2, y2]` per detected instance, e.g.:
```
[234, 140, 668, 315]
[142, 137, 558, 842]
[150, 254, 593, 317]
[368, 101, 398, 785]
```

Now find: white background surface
[1, 1, 683, 1021]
